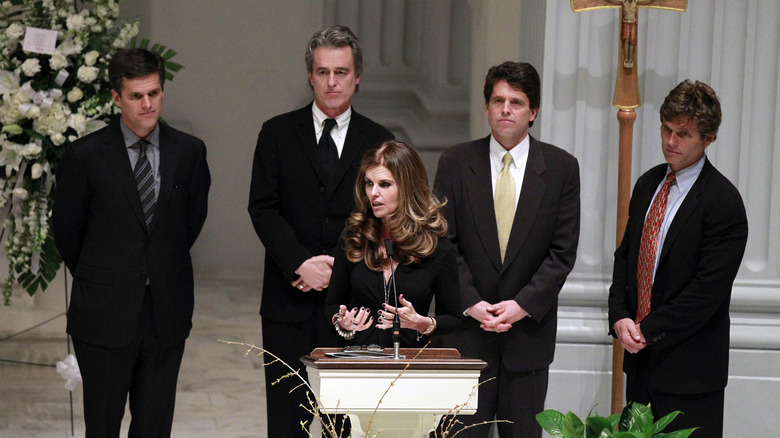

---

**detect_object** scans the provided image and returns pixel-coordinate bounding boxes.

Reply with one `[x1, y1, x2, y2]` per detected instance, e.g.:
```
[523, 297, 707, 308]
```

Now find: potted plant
[536, 401, 697, 438]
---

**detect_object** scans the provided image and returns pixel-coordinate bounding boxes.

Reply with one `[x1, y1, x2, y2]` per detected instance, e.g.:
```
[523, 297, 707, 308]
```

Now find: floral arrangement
[0, 0, 180, 304]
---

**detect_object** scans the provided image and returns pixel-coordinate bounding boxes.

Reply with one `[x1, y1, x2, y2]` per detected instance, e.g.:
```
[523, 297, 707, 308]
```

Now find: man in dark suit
[52, 48, 210, 437]
[247, 25, 393, 437]
[609, 80, 748, 437]
[434, 62, 580, 437]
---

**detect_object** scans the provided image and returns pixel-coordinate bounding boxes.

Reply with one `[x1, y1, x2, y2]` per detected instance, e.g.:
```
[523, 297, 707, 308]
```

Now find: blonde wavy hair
[344, 140, 447, 270]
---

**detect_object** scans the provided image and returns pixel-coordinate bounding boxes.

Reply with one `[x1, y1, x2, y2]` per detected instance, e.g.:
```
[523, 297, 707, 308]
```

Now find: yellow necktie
[495, 152, 515, 261]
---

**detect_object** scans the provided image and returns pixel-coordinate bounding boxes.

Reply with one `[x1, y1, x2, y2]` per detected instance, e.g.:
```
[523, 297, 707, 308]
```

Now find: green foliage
[536, 402, 697, 438]
[17, 233, 60, 296]
[130, 37, 184, 81]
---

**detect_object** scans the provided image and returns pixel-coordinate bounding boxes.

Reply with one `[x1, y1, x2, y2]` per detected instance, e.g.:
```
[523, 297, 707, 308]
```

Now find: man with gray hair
[248, 25, 393, 436]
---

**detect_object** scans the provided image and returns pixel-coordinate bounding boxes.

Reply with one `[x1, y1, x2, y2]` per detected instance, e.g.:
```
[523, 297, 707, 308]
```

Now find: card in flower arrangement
[22, 27, 58, 55]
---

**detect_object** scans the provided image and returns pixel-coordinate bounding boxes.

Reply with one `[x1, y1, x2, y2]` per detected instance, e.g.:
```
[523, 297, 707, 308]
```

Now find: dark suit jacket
[52, 118, 211, 348]
[609, 158, 748, 394]
[434, 135, 580, 372]
[248, 103, 393, 323]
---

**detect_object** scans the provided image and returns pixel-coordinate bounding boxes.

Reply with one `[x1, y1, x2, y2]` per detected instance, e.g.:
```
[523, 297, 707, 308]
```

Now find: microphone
[384, 239, 402, 359]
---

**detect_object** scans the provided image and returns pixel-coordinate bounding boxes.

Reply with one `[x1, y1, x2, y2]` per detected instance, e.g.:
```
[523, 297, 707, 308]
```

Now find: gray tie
[134, 139, 156, 229]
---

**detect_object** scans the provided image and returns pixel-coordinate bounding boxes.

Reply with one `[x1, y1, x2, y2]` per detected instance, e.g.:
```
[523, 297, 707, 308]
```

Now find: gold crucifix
[571, 0, 687, 414]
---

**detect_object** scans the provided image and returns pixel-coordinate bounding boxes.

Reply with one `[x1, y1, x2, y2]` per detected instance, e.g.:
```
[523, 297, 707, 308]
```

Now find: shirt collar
[121, 119, 160, 150]
[668, 154, 706, 194]
[489, 134, 529, 170]
[312, 103, 352, 133]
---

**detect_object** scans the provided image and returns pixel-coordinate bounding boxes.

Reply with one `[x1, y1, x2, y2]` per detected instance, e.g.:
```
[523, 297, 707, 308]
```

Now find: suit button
[320, 247, 327, 253]
[324, 217, 330, 223]
[320, 186, 325, 193]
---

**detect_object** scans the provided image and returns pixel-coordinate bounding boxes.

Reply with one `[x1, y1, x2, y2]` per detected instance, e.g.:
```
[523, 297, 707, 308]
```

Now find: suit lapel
[466, 137, 503, 271]
[100, 122, 147, 230]
[332, 110, 367, 196]
[658, 159, 711, 261]
[151, 124, 181, 234]
[502, 137, 546, 270]
[293, 104, 329, 187]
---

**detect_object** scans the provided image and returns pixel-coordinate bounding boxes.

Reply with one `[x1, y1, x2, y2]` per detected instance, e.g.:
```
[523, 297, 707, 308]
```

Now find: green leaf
[586, 415, 615, 438]
[626, 402, 653, 434]
[607, 412, 621, 429]
[655, 428, 698, 438]
[562, 412, 586, 438]
[536, 410, 566, 438]
[2, 124, 23, 135]
[652, 410, 682, 434]
[619, 404, 634, 432]
[161, 48, 178, 60]
[164, 61, 183, 72]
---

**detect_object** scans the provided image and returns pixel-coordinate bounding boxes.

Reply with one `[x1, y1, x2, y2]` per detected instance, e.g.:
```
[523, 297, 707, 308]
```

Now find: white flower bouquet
[0, 0, 181, 304]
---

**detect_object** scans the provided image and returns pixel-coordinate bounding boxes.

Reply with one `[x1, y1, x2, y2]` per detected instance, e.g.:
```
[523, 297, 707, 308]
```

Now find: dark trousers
[73, 292, 185, 438]
[441, 353, 549, 438]
[262, 311, 339, 437]
[627, 373, 725, 437]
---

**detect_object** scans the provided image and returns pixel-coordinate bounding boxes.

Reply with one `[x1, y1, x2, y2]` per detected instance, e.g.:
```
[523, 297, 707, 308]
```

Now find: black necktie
[134, 139, 156, 229]
[319, 118, 338, 184]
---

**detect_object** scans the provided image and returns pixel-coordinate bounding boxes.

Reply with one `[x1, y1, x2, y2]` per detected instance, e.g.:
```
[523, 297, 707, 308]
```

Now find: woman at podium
[326, 140, 462, 348]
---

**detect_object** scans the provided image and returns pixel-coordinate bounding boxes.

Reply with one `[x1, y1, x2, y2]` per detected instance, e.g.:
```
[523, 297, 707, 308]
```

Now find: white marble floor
[0, 277, 270, 438]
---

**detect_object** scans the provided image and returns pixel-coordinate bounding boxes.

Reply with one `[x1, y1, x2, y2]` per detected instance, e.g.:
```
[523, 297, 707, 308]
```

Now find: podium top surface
[302, 348, 487, 371]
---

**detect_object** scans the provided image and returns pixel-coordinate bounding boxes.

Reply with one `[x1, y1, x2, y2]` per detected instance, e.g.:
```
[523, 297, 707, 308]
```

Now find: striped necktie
[134, 139, 156, 229]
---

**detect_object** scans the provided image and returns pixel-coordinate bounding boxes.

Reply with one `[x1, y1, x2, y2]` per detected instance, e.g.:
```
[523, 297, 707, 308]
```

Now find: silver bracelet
[332, 313, 355, 340]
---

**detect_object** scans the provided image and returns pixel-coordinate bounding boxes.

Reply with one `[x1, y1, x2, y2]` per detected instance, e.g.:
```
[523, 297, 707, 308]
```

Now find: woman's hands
[336, 305, 373, 332]
[377, 294, 431, 333]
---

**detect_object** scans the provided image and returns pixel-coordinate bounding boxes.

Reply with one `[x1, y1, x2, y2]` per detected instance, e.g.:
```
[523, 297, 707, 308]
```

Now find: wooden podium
[302, 348, 486, 438]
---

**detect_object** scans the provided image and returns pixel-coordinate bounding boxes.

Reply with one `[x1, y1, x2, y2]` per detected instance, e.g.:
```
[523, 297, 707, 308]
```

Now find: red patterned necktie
[636, 172, 676, 322]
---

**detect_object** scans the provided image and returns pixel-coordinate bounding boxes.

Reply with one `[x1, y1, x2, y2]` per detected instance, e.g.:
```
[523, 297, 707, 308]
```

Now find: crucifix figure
[570, 0, 687, 414]
[610, 0, 654, 68]
[571, 0, 687, 108]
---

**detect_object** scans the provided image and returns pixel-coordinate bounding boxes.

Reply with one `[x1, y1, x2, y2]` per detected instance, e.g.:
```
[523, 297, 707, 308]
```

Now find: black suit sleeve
[52, 144, 89, 272]
[247, 126, 312, 281]
[187, 140, 210, 247]
[514, 155, 580, 322]
[434, 150, 483, 311]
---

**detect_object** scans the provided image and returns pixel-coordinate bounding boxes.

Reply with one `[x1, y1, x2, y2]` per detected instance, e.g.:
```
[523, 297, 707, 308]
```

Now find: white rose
[67, 87, 83, 102]
[68, 113, 87, 135]
[5, 22, 24, 40]
[31, 163, 44, 179]
[77, 65, 99, 83]
[20, 58, 41, 77]
[25, 105, 41, 119]
[12, 187, 28, 200]
[49, 52, 67, 70]
[66, 14, 85, 31]
[51, 132, 66, 146]
[22, 143, 42, 158]
[83, 50, 99, 67]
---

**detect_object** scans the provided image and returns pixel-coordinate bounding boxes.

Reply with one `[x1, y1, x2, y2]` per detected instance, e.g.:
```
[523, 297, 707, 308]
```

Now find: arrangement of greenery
[0, 0, 180, 304]
[536, 402, 697, 438]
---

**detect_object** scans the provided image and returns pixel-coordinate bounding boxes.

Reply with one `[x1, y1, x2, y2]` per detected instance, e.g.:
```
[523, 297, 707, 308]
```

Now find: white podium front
[302, 348, 486, 438]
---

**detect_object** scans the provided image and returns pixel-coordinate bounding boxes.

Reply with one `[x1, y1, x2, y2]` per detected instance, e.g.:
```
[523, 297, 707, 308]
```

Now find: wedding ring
[298, 284, 304, 290]
[350, 323, 358, 329]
